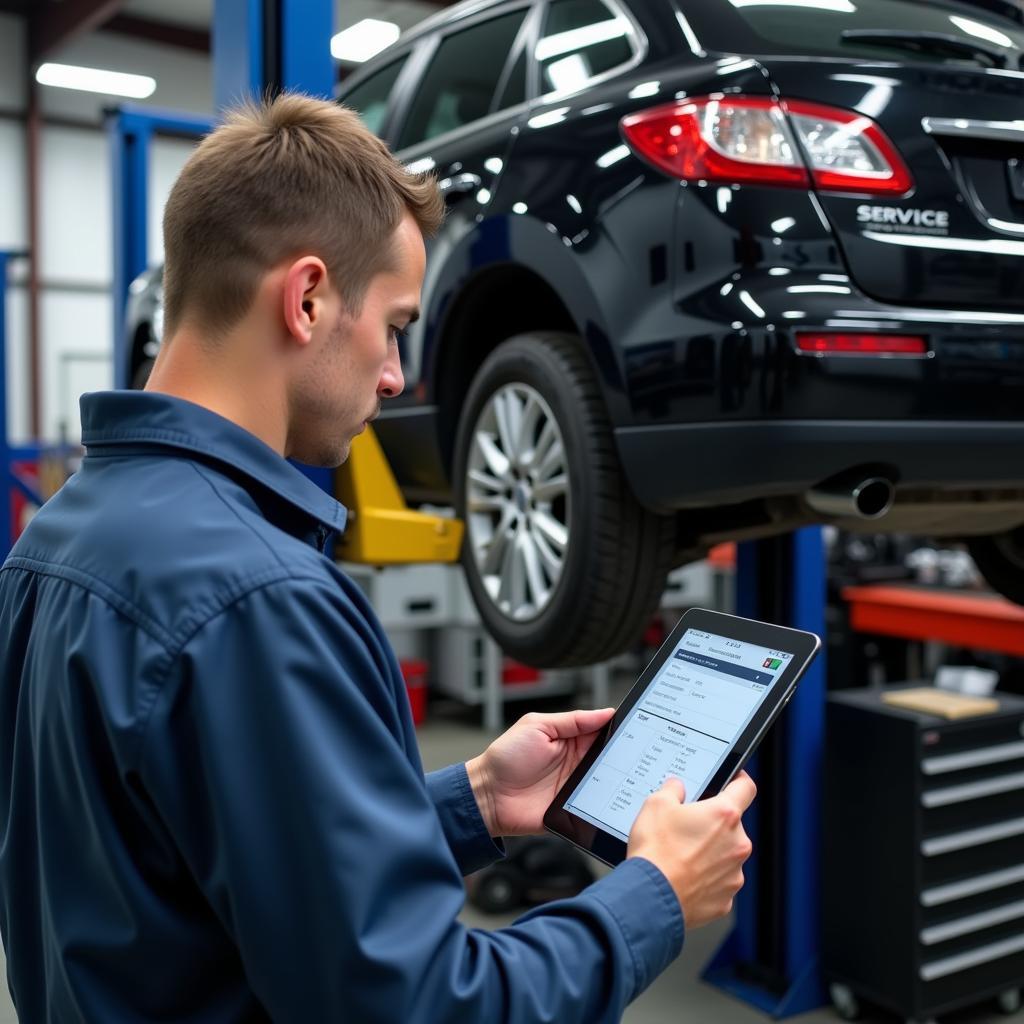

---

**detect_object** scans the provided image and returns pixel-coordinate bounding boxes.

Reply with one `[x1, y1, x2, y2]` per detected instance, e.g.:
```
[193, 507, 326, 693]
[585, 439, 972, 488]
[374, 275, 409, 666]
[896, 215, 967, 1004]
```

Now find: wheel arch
[431, 260, 622, 475]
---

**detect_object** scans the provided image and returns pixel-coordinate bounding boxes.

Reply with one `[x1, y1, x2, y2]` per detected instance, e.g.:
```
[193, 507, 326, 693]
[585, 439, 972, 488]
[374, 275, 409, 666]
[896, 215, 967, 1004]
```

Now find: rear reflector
[796, 332, 928, 355]
[621, 96, 913, 196]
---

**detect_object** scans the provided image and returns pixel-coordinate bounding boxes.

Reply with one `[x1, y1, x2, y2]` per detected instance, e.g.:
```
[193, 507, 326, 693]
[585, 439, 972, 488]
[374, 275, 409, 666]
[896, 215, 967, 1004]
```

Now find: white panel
[0, 14, 27, 111]
[38, 291, 112, 443]
[39, 127, 110, 285]
[4, 282, 30, 444]
[149, 136, 200, 266]
[39, 31, 212, 122]
[0, 121, 27, 251]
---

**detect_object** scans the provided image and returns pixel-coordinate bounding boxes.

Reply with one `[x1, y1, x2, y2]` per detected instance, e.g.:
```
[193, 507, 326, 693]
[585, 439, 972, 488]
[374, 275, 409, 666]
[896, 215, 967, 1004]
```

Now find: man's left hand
[466, 708, 616, 838]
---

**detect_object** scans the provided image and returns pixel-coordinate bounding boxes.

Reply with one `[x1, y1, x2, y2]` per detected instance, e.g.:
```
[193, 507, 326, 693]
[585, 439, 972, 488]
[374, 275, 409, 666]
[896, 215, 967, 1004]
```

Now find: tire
[470, 865, 525, 915]
[828, 983, 861, 1022]
[997, 987, 1022, 1014]
[452, 332, 674, 668]
[967, 529, 1024, 605]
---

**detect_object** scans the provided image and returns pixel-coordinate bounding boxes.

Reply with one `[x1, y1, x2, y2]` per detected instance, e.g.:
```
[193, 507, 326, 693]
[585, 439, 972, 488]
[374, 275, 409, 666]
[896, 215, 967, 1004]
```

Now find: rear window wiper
[840, 28, 1008, 68]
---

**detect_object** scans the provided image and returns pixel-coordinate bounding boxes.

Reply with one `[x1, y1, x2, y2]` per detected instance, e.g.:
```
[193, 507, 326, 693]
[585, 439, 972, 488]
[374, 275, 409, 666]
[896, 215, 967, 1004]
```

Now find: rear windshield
[713, 0, 1024, 67]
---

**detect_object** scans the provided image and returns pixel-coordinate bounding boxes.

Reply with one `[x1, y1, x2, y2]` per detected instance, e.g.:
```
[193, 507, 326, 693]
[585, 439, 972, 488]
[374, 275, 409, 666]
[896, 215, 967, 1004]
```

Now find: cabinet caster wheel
[998, 988, 1022, 1014]
[829, 983, 861, 1021]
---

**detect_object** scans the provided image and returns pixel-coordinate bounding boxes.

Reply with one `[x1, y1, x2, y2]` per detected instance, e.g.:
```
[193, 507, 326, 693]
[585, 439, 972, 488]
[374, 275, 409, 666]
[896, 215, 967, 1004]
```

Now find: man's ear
[282, 256, 329, 347]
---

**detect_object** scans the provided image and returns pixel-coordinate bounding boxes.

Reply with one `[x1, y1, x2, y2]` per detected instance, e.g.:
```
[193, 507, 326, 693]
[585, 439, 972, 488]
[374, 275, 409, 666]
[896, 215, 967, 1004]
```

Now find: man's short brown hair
[161, 92, 444, 338]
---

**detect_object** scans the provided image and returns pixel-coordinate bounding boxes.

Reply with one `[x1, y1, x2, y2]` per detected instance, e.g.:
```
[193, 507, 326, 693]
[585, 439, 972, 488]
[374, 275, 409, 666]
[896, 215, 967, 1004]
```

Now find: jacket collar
[80, 391, 348, 533]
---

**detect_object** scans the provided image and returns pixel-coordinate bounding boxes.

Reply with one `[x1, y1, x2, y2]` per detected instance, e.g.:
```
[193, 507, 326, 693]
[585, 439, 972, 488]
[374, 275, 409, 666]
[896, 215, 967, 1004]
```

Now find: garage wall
[0, 12, 209, 444]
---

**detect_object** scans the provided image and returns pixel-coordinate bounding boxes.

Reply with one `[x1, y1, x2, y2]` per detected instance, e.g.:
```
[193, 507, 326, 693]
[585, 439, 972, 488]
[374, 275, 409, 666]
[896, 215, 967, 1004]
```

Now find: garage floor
[0, 707, 1007, 1024]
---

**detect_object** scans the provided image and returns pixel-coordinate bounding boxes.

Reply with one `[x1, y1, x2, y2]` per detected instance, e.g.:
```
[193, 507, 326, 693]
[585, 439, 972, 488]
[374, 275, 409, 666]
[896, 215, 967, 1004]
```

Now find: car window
[495, 48, 528, 110]
[398, 10, 529, 148]
[722, 0, 1024, 66]
[536, 0, 637, 95]
[341, 56, 408, 135]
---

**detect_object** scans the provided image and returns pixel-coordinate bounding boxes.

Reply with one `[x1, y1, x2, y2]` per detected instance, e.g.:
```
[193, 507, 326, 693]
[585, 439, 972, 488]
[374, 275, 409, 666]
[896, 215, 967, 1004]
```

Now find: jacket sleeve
[137, 578, 684, 1024]
[425, 764, 506, 875]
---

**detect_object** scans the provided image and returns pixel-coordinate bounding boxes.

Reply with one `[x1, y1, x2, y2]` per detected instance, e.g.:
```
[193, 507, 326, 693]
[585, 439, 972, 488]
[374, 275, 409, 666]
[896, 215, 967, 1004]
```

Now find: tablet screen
[563, 627, 794, 841]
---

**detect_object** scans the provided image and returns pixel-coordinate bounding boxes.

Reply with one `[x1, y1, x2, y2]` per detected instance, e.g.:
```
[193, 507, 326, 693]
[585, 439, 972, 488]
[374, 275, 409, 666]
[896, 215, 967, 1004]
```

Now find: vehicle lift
[2, 0, 828, 1014]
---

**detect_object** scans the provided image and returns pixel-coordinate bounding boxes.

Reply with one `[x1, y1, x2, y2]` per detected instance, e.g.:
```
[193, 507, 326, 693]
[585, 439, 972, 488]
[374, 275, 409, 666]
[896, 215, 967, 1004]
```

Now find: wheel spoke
[468, 467, 507, 494]
[517, 393, 544, 463]
[468, 494, 508, 513]
[527, 418, 557, 472]
[481, 516, 514, 576]
[532, 473, 568, 503]
[533, 510, 568, 551]
[520, 530, 549, 611]
[475, 432, 511, 480]
[531, 524, 563, 578]
[493, 390, 521, 467]
[535, 436, 564, 481]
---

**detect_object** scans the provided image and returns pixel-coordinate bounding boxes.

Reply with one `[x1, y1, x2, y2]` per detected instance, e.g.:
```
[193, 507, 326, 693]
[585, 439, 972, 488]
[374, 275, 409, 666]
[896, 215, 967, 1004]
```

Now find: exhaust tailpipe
[806, 476, 895, 520]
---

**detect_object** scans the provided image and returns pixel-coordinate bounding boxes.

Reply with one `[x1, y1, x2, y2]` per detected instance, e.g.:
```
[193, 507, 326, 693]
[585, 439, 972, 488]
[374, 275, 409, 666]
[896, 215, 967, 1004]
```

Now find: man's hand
[627, 772, 756, 929]
[466, 708, 615, 837]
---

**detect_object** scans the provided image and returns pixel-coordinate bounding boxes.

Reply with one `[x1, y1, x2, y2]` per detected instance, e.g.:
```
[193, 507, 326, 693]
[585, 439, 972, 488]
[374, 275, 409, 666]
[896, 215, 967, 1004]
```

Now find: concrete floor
[0, 698, 1010, 1024]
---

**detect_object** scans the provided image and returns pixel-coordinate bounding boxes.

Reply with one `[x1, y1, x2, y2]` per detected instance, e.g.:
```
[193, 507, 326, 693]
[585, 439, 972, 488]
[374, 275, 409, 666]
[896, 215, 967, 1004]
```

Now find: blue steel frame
[703, 529, 828, 1017]
[0, 253, 47, 556]
[110, 108, 214, 390]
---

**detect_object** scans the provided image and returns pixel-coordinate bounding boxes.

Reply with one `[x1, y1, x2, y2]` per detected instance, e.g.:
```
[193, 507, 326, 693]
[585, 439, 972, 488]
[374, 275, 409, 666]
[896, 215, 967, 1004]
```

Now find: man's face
[290, 213, 425, 466]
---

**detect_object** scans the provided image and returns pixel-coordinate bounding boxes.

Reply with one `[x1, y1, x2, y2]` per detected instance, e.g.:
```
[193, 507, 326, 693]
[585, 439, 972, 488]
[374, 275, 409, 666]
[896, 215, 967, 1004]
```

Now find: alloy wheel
[465, 383, 570, 621]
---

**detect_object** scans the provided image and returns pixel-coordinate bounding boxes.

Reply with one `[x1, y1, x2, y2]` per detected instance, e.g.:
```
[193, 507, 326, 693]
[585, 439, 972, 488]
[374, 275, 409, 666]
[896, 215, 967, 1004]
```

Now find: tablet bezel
[542, 607, 821, 866]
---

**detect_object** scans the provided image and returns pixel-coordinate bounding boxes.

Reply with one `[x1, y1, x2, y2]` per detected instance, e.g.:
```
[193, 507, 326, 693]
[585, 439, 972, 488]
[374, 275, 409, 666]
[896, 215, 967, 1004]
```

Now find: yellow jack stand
[335, 426, 464, 564]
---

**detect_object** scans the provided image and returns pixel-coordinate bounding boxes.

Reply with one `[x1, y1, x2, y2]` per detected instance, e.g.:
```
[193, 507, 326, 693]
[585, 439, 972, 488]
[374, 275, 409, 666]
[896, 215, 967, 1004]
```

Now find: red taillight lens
[621, 97, 809, 188]
[796, 333, 928, 355]
[621, 96, 913, 196]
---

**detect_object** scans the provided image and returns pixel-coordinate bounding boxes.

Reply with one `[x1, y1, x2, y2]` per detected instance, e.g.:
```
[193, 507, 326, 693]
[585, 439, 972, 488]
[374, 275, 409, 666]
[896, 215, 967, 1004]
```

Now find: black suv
[126, 0, 1024, 667]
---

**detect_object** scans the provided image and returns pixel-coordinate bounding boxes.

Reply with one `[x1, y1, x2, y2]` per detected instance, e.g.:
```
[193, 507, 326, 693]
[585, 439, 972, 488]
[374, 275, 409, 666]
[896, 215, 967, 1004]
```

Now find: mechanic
[0, 93, 755, 1023]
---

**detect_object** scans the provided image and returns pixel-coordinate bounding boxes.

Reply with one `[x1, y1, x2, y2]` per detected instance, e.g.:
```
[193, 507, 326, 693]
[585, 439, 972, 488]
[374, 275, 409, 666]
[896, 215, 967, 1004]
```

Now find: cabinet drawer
[921, 835, 1024, 889]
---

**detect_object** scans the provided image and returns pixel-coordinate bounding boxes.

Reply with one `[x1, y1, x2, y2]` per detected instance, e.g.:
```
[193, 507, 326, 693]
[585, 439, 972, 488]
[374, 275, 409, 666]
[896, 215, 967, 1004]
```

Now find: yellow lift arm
[334, 426, 464, 564]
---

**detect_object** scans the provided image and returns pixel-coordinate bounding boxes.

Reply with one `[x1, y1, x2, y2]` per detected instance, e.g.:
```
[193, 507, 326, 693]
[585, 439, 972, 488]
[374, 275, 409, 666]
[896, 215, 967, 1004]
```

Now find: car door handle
[439, 173, 482, 196]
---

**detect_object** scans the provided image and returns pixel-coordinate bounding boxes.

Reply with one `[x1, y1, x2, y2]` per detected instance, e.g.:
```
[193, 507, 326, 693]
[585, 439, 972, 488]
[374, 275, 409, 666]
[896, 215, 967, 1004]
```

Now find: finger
[659, 776, 686, 803]
[537, 708, 615, 740]
[719, 771, 757, 812]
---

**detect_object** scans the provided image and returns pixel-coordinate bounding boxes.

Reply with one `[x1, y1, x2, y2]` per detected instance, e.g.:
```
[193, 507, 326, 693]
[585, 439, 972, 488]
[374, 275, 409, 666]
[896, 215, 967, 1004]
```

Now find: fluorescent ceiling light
[949, 15, 1016, 49]
[331, 19, 400, 63]
[35, 62, 155, 98]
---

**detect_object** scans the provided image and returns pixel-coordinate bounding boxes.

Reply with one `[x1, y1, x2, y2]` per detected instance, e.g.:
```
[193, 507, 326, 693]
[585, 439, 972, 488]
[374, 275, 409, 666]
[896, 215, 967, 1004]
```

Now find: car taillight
[796, 332, 928, 355]
[621, 96, 913, 196]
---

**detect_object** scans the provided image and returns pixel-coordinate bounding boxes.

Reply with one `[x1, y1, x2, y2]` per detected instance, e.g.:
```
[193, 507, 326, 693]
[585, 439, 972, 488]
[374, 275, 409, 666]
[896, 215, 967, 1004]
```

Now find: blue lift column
[704, 528, 828, 1017]
[213, 0, 335, 110]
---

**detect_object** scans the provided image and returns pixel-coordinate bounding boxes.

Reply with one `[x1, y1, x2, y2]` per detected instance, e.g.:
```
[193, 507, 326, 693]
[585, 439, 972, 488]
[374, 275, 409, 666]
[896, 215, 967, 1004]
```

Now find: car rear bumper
[616, 420, 1024, 513]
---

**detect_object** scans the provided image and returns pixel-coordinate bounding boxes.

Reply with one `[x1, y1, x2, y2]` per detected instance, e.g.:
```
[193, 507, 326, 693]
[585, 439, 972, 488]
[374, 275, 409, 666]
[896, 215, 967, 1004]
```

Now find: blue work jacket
[0, 391, 684, 1023]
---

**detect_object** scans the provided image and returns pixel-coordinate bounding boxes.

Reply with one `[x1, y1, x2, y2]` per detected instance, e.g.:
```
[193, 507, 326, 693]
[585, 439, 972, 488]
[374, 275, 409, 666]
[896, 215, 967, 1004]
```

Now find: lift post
[704, 528, 828, 1017]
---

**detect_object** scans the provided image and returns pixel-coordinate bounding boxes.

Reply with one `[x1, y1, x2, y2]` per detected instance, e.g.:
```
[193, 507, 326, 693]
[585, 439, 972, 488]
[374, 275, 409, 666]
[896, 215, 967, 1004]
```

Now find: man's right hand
[627, 772, 756, 929]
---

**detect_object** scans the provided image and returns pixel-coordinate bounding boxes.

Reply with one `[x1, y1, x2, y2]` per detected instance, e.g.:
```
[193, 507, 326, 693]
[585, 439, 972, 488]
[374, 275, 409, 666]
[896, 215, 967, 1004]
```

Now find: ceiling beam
[29, 0, 124, 65]
[104, 14, 210, 53]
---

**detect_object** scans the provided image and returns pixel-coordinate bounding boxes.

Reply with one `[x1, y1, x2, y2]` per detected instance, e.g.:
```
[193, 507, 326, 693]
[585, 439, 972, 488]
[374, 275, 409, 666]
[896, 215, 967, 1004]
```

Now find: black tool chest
[823, 687, 1024, 1023]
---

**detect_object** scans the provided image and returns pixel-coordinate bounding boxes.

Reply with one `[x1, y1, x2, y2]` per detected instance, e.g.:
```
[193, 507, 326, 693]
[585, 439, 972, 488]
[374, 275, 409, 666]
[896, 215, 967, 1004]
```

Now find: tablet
[543, 607, 821, 866]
